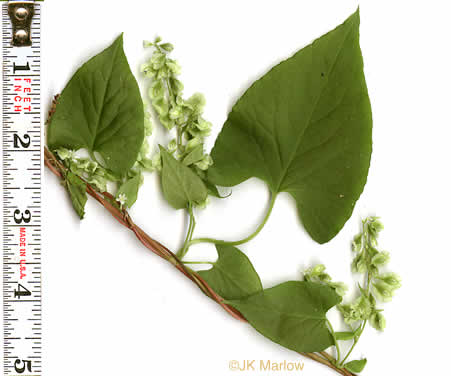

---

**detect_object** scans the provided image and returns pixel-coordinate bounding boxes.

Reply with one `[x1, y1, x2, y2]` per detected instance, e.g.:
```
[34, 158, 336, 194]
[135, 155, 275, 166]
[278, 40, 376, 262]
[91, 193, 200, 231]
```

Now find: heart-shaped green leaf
[47, 34, 144, 176]
[160, 147, 208, 209]
[198, 244, 262, 300]
[208, 10, 372, 243]
[227, 281, 341, 352]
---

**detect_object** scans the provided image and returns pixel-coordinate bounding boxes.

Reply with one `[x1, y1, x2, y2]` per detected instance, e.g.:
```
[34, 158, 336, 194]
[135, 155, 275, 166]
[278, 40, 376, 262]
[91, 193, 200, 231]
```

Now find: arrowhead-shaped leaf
[47, 34, 144, 176]
[198, 244, 262, 300]
[227, 281, 341, 352]
[65, 171, 87, 219]
[208, 10, 372, 243]
[116, 172, 141, 208]
[160, 147, 208, 209]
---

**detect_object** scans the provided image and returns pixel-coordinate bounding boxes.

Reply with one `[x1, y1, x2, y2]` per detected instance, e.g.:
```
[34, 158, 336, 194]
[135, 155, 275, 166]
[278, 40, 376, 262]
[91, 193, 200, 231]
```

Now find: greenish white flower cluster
[338, 217, 401, 331]
[141, 36, 213, 177]
[54, 148, 118, 193]
[304, 264, 348, 297]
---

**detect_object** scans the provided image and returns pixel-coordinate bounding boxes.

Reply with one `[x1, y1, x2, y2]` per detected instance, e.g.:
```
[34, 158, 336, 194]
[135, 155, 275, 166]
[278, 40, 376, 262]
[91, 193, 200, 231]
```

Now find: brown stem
[44, 146, 355, 376]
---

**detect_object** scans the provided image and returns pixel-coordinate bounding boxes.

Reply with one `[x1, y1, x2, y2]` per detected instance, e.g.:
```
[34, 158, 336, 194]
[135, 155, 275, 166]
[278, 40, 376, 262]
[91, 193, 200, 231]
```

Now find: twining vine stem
[44, 146, 355, 376]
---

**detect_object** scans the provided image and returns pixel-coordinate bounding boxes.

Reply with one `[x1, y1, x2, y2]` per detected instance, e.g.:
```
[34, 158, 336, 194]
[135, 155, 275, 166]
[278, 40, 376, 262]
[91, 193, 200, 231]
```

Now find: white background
[4, 0, 451, 375]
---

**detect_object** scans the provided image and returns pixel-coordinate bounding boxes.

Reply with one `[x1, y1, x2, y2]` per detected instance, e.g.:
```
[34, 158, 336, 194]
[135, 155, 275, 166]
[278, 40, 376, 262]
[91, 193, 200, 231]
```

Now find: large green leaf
[227, 281, 340, 352]
[208, 10, 372, 243]
[160, 147, 208, 209]
[47, 34, 144, 176]
[198, 244, 262, 300]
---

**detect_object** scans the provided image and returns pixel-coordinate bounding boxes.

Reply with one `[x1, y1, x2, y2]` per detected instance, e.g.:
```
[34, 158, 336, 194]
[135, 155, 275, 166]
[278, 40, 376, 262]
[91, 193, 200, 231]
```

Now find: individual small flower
[117, 193, 127, 208]
[168, 139, 177, 153]
[152, 97, 169, 117]
[194, 155, 213, 170]
[352, 233, 363, 252]
[151, 52, 166, 70]
[369, 311, 386, 331]
[375, 273, 401, 290]
[169, 106, 183, 120]
[170, 77, 183, 94]
[165, 59, 181, 75]
[351, 253, 367, 274]
[372, 281, 394, 302]
[367, 217, 384, 238]
[371, 251, 390, 267]
[352, 295, 373, 319]
[185, 93, 206, 113]
[185, 136, 202, 152]
[144, 111, 154, 137]
[337, 304, 355, 324]
[149, 79, 165, 100]
[88, 174, 107, 193]
[151, 152, 162, 172]
[328, 281, 348, 297]
[159, 42, 174, 52]
[55, 148, 74, 161]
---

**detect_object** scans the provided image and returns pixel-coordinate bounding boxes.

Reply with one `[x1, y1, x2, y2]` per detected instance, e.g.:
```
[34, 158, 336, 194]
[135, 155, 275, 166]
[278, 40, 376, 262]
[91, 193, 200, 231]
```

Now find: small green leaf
[198, 244, 262, 300]
[335, 331, 357, 341]
[66, 171, 87, 219]
[160, 146, 207, 209]
[182, 144, 204, 166]
[208, 10, 372, 244]
[344, 358, 367, 373]
[116, 172, 141, 208]
[47, 34, 144, 176]
[227, 281, 340, 352]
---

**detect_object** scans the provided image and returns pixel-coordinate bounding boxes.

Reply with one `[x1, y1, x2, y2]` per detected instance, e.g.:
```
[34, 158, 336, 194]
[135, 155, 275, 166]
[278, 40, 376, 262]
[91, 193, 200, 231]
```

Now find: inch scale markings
[2, 2, 41, 376]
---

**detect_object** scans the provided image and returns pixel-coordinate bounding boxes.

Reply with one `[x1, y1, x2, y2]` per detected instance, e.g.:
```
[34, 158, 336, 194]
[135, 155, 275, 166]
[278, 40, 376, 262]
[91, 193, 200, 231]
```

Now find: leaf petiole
[177, 203, 196, 259]
[327, 318, 341, 365]
[182, 260, 214, 265]
[187, 192, 277, 248]
[340, 320, 366, 366]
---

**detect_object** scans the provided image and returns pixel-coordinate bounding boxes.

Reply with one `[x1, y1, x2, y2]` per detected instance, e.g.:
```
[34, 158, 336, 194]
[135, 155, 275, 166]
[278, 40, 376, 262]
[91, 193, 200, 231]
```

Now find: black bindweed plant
[45, 9, 400, 375]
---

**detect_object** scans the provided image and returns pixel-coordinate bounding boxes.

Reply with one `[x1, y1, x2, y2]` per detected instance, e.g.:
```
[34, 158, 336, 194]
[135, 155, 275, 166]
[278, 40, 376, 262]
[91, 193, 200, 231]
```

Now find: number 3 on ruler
[13, 209, 31, 224]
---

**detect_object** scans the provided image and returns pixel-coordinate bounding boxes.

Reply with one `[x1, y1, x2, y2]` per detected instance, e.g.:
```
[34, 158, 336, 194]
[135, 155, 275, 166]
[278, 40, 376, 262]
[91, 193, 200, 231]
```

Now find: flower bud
[369, 311, 386, 331]
[372, 281, 394, 302]
[328, 282, 348, 297]
[55, 148, 74, 161]
[352, 233, 362, 252]
[194, 155, 213, 171]
[166, 59, 181, 75]
[149, 79, 165, 100]
[160, 43, 174, 52]
[169, 106, 183, 120]
[376, 273, 401, 290]
[371, 251, 390, 267]
[351, 253, 367, 274]
[168, 139, 177, 153]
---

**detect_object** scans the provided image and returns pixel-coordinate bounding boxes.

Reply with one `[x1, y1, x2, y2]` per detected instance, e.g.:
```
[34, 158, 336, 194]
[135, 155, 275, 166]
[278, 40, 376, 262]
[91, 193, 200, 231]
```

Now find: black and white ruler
[2, 1, 41, 375]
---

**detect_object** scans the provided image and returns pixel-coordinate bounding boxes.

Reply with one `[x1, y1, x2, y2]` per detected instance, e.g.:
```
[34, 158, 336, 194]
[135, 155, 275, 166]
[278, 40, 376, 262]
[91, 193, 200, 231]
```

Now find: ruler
[2, 1, 41, 375]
